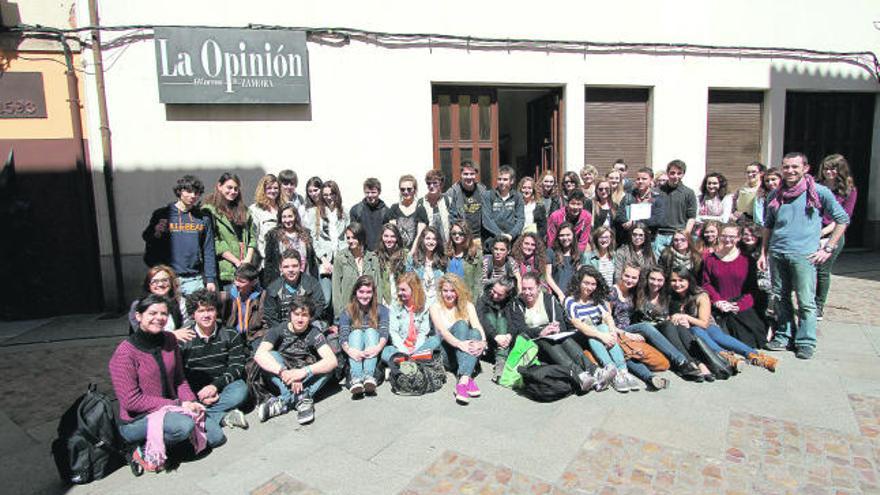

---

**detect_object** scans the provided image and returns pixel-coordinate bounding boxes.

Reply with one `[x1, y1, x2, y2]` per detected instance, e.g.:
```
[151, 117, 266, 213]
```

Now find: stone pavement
[2, 251, 880, 495]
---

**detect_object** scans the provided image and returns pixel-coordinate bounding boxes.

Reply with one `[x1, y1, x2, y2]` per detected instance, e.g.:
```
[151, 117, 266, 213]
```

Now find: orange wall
[0, 51, 88, 140]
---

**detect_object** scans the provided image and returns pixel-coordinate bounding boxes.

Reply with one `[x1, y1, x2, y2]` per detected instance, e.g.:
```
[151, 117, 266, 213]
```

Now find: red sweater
[701, 252, 756, 312]
[108, 333, 196, 422]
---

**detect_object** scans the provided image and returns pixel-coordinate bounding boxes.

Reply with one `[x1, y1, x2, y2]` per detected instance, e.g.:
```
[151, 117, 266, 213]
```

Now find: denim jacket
[387, 302, 434, 353]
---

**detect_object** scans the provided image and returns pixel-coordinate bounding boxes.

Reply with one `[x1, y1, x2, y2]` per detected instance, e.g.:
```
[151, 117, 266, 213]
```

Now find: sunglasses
[400, 187, 414, 193]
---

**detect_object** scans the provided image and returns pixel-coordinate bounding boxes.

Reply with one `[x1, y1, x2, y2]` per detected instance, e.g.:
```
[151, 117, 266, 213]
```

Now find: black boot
[692, 337, 733, 380]
[676, 360, 705, 382]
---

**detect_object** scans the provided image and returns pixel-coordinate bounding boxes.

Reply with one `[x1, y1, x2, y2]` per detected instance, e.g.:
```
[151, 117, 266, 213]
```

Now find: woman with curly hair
[249, 174, 282, 268]
[565, 265, 639, 392]
[697, 172, 733, 228]
[374, 223, 408, 306]
[409, 226, 447, 305]
[429, 273, 487, 404]
[815, 153, 858, 319]
[511, 232, 547, 289]
[445, 220, 483, 302]
[263, 203, 312, 285]
[203, 173, 256, 290]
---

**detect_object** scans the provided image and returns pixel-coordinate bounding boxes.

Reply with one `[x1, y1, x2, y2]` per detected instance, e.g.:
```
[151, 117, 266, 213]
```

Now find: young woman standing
[445, 221, 483, 303]
[249, 174, 282, 269]
[305, 180, 348, 311]
[203, 173, 256, 291]
[263, 203, 311, 285]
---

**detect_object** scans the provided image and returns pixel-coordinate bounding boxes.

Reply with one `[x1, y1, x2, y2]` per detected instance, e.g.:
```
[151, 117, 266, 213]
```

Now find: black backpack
[387, 351, 447, 396]
[51, 384, 126, 484]
[518, 364, 579, 402]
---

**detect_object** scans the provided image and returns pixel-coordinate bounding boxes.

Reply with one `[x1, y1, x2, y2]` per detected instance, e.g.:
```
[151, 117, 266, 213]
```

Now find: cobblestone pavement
[3, 251, 880, 494]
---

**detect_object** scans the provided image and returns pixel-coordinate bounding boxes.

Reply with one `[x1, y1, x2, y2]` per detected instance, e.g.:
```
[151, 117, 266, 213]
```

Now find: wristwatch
[823, 244, 836, 253]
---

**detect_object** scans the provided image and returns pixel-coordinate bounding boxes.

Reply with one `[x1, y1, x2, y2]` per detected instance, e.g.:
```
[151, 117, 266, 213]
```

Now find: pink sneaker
[454, 383, 470, 404]
[466, 377, 481, 398]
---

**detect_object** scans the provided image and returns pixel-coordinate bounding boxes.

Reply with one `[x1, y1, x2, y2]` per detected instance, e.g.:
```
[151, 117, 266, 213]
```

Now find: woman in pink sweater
[109, 294, 204, 470]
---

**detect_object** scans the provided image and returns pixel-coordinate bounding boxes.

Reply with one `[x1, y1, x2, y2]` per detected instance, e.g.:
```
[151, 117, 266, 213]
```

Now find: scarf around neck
[768, 175, 821, 215]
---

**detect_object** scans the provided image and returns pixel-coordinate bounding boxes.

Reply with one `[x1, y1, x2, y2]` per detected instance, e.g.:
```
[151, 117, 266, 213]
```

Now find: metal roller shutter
[705, 90, 764, 187]
[584, 88, 649, 174]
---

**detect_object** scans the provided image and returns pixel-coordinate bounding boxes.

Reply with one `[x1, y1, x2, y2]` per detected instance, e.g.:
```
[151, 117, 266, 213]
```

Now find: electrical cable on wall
[3, 22, 879, 81]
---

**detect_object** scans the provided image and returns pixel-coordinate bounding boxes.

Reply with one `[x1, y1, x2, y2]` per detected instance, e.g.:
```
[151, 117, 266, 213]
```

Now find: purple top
[822, 187, 857, 227]
[608, 286, 635, 328]
[108, 333, 196, 422]
[701, 252, 756, 312]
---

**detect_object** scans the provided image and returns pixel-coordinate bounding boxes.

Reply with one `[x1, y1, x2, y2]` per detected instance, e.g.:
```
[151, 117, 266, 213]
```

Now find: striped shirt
[179, 325, 247, 392]
[565, 297, 606, 326]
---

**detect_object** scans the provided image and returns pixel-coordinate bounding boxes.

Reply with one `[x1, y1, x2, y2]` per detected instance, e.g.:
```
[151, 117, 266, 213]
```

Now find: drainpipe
[88, 0, 126, 312]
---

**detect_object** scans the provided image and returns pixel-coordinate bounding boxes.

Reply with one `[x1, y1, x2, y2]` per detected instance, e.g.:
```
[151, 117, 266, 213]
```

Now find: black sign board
[0, 72, 48, 118]
[154, 27, 311, 104]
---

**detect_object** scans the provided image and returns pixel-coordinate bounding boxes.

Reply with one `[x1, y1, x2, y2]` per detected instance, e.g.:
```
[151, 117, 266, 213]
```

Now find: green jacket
[202, 204, 257, 284]
[331, 248, 381, 319]
[450, 253, 483, 302]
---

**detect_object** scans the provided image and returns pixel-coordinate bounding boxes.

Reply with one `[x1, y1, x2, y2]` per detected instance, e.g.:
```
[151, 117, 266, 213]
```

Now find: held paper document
[628, 203, 652, 222]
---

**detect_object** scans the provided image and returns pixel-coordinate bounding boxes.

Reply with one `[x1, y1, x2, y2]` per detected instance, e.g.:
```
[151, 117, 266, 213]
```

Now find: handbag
[387, 350, 447, 396]
[498, 336, 540, 389]
[618, 335, 670, 371]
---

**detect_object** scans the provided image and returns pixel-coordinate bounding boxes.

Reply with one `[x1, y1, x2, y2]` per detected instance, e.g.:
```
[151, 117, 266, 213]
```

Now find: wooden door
[527, 89, 564, 182]
[432, 87, 499, 187]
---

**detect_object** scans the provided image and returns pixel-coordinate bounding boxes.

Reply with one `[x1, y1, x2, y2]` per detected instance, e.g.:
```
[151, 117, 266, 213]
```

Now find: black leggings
[656, 322, 700, 363]
[535, 335, 597, 374]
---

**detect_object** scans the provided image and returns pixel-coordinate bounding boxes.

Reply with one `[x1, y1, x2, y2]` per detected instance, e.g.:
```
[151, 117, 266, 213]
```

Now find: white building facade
[72, 0, 880, 307]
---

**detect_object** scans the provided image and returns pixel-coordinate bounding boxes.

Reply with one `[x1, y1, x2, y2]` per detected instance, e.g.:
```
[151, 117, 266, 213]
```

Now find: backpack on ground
[498, 336, 540, 389]
[51, 384, 126, 484]
[518, 364, 579, 402]
[387, 350, 447, 396]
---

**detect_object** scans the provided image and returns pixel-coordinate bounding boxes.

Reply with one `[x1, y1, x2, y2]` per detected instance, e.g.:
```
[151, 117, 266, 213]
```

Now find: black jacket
[262, 272, 327, 328]
[475, 286, 525, 343]
[511, 293, 569, 339]
[349, 199, 389, 252]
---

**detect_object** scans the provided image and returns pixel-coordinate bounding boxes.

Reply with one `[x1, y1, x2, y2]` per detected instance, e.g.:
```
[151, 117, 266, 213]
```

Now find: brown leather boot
[719, 351, 746, 374]
[748, 352, 778, 372]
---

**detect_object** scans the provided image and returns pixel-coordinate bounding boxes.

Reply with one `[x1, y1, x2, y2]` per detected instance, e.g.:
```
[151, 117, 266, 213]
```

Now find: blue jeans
[319, 275, 332, 316]
[652, 234, 673, 258]
[266, 351, 329, 404]
[770, 252, 818, 350]
[179, 274, 206, 295]
[442, 320, 482, 378]
[626, 360, 653, 384]
[381, 335, 442, 363]
[118, 412, 194, 447]
[691, 324, 756, 357]
[347, 328, 380, 381]
[586, 323, 627, 370]
[815, 234, 845, 312]
[204, 380, 249, 447]
[625, 322, 687, 367]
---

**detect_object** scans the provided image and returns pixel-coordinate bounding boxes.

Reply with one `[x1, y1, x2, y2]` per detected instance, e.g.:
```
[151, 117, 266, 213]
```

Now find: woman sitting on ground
[658, 229, 703, 277]
[668, 267, 777, 373]
[110, 294, 205, 472]
[338, 275, 389, 397]
[613, 222, 655, 282]
[633, 266, 713, 382]
[545, 222, 587, 303]
[514, 272, 616, 392]
[445, 220, 483, 302]
[429, 273, 487, 405]
[382, 272, 442, 363]
[702, 223, 771, 353]
[610, 263, 704, 382]
[565, 265, 640, 393]
[128, 265, 191, 341]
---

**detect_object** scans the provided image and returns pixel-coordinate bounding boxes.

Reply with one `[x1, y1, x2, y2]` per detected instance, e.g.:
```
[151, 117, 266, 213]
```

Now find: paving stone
[251, 473, 323, 495]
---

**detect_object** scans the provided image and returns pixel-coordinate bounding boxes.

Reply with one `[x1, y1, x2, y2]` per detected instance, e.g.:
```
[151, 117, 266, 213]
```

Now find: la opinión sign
[154, 27, 310, 104]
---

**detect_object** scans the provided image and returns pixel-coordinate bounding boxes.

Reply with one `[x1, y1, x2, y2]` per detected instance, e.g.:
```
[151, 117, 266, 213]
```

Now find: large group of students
[111, 152, 854, 472]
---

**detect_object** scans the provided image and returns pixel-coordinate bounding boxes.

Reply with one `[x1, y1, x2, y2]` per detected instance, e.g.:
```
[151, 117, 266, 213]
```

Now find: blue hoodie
[143, 202, 217, 283]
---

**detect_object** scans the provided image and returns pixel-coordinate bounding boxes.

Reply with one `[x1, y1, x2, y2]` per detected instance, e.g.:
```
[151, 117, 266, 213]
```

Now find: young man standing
[759, 152, 849, 360]
[254, 296, 338, 424]
[613, 159, 634, 193]
[481, 165, 525, 246]
[179, 289, 249, 447]
[418, 169, 457, 243]
[278, 169, 306, 219]
[546, 189, 593, 252]
[143, 175, 217, 294]
[654, 160, 697, 256]
[263, 249, 327, 328]
[349, 178, 388, 251]
[445, 160, 488, 242]
[615, 167, 668, 241]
